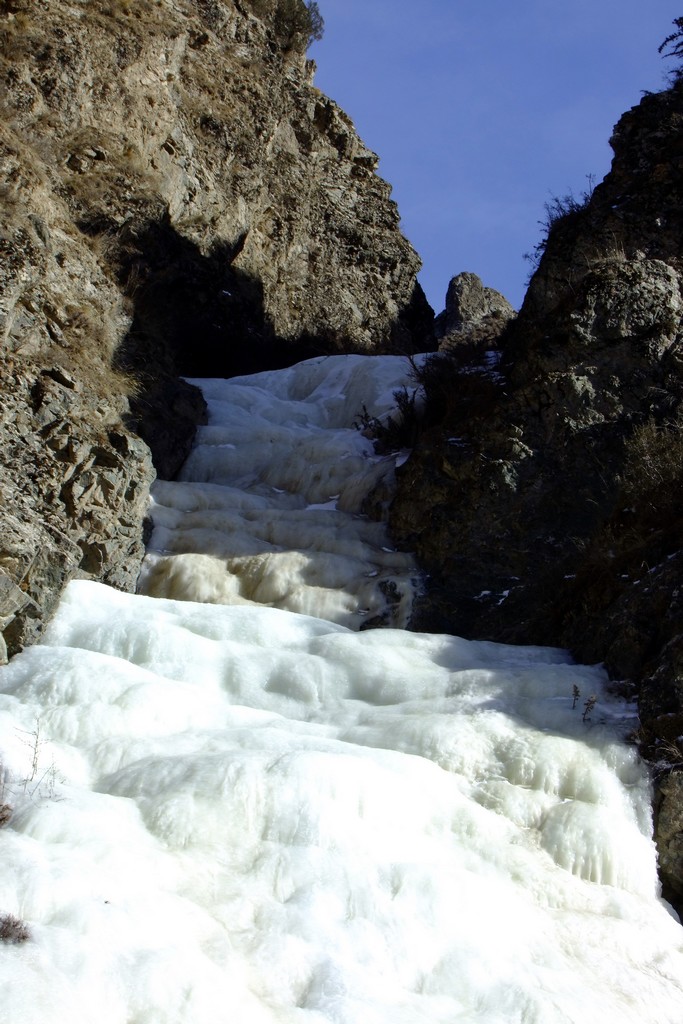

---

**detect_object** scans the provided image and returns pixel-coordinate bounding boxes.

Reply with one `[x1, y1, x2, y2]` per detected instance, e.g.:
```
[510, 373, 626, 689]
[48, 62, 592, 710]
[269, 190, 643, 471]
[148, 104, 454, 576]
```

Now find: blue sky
[312, 2, 683, 312]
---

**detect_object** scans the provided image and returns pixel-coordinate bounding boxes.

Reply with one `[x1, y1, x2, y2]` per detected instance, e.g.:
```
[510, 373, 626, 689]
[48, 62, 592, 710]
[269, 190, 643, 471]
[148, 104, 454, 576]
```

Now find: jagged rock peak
[434, 272, 515, 348]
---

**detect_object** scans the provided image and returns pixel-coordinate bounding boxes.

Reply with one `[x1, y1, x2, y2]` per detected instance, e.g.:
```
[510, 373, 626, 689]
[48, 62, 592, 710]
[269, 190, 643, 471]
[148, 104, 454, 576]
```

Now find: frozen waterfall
[0, 354, 682, 1024]
[138, 356, 423, 629]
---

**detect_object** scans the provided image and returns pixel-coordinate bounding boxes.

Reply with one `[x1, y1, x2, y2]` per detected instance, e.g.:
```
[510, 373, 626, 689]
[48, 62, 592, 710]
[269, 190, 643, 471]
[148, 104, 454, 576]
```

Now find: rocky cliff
[0, 0, 432, 657]
[389, 82, 683, 907]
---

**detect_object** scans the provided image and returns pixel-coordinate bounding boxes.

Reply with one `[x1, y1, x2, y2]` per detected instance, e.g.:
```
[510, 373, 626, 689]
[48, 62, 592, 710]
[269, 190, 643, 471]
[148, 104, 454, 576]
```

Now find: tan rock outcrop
[0, 0, 433, 654]
[1, 0, 430, 367]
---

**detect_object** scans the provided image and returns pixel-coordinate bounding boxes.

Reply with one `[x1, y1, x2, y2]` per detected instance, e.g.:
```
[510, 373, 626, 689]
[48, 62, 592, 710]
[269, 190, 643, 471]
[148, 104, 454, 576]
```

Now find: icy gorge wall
[0, 0, 432, 657]
[389, 81, 683, 905]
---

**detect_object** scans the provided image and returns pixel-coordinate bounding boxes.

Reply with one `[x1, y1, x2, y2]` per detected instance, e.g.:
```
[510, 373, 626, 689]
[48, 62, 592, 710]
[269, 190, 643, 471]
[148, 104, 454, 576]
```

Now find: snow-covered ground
[0, 354, 682, 1023]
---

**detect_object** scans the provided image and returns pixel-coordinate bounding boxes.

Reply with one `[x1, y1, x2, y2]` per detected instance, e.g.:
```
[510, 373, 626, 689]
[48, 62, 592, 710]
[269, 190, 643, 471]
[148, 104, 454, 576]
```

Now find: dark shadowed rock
[389, 82, 683, 907]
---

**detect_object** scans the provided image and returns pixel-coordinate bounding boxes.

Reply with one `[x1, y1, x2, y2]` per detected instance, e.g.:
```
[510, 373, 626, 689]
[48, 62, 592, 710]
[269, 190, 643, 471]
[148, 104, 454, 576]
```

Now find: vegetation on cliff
[659, 15, 683, 79]
[247, 0, 324, 51]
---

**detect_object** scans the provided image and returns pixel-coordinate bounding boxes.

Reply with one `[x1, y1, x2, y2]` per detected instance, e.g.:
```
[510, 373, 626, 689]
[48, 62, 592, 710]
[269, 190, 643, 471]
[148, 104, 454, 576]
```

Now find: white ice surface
[0, 353, 682, 1024]
[138, 355, 424, 628]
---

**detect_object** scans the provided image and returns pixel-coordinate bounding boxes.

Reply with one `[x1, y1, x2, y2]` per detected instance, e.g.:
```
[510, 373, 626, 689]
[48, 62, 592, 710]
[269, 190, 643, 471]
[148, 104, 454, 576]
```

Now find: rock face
[434, 271, 515, 348]
[0, 367, 155, 658]
[0, 0, 432, 655]
[389, 82, 683, 907]
[1, 0, 431, 372]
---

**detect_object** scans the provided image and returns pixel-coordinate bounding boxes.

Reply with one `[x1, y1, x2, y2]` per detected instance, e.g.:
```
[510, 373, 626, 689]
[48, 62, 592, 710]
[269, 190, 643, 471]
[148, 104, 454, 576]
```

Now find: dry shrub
[356, 347, 507, 455]
[620, 417, 683, 503]
[246, 0, 323, 51]
[0, 913, 30, 944]
[355, 384, 421, 453]
[410, 348, 506, 435]
[355, 347, 507, 456]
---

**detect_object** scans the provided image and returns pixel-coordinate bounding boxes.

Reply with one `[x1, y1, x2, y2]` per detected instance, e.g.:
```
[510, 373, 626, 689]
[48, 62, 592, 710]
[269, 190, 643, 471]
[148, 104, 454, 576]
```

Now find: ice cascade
[0, 354, 682, 1024]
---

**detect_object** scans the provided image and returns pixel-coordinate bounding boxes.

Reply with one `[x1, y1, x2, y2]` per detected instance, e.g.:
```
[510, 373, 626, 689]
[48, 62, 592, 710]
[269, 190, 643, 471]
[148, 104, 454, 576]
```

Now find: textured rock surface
[0, 0, 431, 373]
[0, 0, 432, 653]
[434, 271, 515, 349]
[656, 773, 683, 908]
[0, 366, 155, 656]
[390, 82, 683, 905]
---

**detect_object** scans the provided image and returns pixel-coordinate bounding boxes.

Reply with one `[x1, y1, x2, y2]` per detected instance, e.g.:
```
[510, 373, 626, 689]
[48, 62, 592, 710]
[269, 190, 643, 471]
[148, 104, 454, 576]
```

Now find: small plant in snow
[572, 684, 580, 709]
[19, 717, 43, 795]
[16, 718, 61, 800]
[582, 695, 598, 722]
[0, 913, 30, 945]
